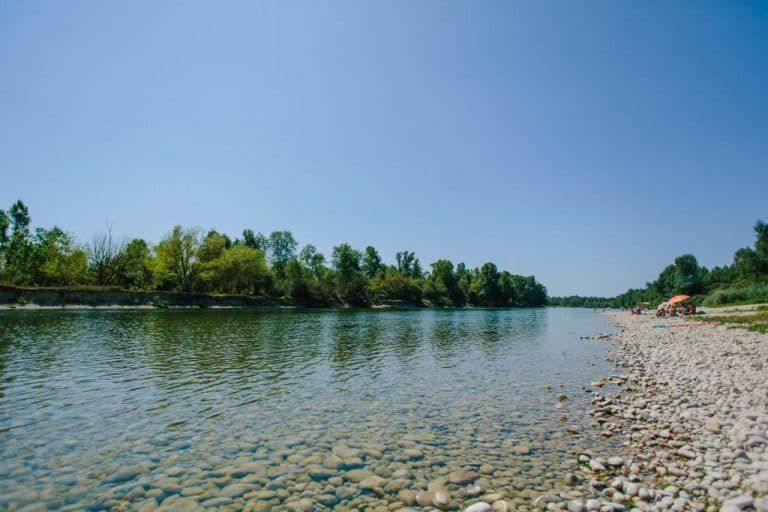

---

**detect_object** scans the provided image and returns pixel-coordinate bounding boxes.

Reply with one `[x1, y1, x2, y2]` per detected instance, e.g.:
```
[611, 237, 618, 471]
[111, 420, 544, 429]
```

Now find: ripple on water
[0, 308, 620, 510]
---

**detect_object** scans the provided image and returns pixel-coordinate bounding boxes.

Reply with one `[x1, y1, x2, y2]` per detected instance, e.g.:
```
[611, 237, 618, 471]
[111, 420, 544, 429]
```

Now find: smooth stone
[332, 446, 359, 459]
[416, 491, 435, 507]
[428, 478, 448, 492]
[166, 466, 186, 477]
[722, 496, 753, 510]
[465, 503, 491, 512]
[307, 466, 335, 480]
[359, 476, 385, 490]
[449, 471, 479, 484]
[323, 455, 344, 469]
[103, 465, 145, 484]
[335, 487, 357, 500]
[491, 501, 510, 512]
[220, 484, 249, 498]
[434, 489, 453, 509]
[316, 494, 337, 506]
[398, 490, 416, 506]
[342, 469, 374, 482]
[465, 485, 482, 497]
[296, 498, 314, 511]
[201, 497, 233, 507]
[403, 448, 424, 460]
[704, 419, 721, 434]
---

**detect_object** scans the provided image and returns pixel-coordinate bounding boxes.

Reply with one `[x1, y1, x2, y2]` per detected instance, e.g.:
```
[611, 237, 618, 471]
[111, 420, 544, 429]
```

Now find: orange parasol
[668, 294, 691, 305]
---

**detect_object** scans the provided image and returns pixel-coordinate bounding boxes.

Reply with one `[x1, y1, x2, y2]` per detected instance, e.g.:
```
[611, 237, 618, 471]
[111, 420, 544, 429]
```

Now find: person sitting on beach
[656, 307, 666, 317]
[684, 304, 693, 315]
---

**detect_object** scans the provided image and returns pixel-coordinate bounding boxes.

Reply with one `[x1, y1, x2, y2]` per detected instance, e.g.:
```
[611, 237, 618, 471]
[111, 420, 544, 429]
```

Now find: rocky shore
[551, 309, 767, 512]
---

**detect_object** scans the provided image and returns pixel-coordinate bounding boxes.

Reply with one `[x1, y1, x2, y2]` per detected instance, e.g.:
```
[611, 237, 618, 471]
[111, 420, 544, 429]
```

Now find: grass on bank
[703, 310, 768, 334]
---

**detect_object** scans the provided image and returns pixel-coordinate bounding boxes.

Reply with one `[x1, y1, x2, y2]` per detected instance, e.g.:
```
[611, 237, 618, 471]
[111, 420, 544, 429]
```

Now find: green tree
[267, 230, 297, 280]
[33, 227, 88, 286]
[755, 220, 768, 260]
[429, 259, 464, 306]
[362, 246, 384, 279]
[396, 250, 422, 279]
[201, 245, 269, 294]
[4, 200, 34, 284]
[198, 230, 231, 264]
[9, 200, 30, 232]
[673, 254, 704, 295]
[241, 229, 268, 252]
[114, 239, 153, 289]
[0, 209, 9, 250]
[471, 262, 502, 306]
[332, 243, 366, 304]
[0, 209, 9, 277]
[154, 226, 201, 292]
[299, 244, 326, 278]
[733, 247, 761, 282]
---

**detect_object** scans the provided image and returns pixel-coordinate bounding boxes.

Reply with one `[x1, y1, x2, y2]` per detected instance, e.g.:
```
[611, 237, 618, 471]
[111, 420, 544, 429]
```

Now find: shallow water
[0, 308, 618, 511]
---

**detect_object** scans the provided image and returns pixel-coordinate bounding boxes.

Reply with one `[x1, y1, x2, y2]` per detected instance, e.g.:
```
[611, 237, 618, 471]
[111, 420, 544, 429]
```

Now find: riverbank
[0, 284, 292, 309]
[0, 285, 426, 310]
[557, 308, 767, 512]
[0, 285, 550, 311]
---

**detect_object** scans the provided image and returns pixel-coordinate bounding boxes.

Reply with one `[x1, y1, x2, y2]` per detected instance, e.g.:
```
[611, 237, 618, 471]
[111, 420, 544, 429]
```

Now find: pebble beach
[556, 308, 768, 512]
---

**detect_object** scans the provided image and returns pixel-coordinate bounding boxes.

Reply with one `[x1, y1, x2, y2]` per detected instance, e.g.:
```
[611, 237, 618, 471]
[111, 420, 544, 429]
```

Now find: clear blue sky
[1, 1, 766, 296]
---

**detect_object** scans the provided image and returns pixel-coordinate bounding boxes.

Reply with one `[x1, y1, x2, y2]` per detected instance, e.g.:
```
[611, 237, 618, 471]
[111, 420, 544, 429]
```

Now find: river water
[0, 308, 619, 511]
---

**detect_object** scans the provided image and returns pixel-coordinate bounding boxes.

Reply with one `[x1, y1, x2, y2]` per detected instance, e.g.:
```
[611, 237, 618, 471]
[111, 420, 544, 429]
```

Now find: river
[0, 307, 619, 511]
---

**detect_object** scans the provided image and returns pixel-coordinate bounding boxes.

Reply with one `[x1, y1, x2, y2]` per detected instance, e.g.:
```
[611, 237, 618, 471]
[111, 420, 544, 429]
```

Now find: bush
[702, 283, 768, 306]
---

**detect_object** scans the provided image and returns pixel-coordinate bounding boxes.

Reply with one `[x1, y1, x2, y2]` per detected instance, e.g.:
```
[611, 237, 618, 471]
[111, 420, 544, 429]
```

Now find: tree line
[550, 218, 768, 308]
[0, 200, 548, 308]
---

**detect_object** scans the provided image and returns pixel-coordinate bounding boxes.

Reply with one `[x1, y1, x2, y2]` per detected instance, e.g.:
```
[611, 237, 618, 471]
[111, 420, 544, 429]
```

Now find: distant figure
[656, 307, 666, 317]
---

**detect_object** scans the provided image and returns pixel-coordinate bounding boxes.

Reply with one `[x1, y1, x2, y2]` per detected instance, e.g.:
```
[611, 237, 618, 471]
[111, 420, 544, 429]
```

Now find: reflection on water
[0, 308, 618, 511]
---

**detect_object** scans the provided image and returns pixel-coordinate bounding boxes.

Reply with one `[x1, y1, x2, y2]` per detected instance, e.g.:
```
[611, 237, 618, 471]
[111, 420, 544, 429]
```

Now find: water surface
[0, 308, 618, 511]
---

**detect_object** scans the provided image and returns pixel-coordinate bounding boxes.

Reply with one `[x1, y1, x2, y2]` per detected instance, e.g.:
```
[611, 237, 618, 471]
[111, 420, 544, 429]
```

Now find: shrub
[702, 283, 768, 306]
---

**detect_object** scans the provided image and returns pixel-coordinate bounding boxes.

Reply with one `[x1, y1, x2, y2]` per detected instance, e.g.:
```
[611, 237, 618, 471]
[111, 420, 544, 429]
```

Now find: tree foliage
[154, 226, 201, 292]
[0, 199, 551, 308]
[552, 218, 768, 308]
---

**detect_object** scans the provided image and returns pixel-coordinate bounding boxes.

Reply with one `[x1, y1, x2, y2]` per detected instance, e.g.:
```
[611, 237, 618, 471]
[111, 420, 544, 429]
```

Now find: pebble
[465, 502, 491, 512]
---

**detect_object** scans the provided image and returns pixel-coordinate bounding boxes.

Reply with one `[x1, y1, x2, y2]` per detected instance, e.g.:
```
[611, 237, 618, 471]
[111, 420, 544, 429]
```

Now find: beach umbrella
[668, 294, 690, 305]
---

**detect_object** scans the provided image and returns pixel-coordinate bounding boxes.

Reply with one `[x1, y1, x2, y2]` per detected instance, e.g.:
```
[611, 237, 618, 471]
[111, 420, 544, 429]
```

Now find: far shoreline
[0, 285, 552, 312]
